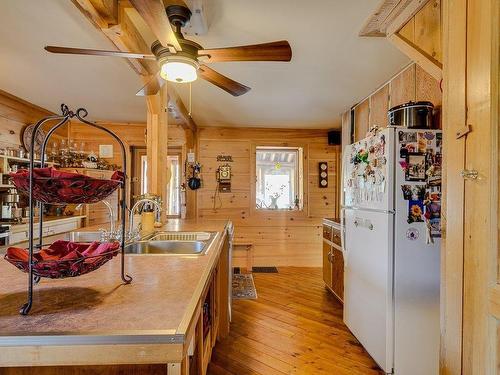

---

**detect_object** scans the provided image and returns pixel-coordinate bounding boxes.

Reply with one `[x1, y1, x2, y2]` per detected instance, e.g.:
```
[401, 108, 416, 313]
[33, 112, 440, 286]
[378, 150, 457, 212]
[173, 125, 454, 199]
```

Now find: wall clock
[22, 124, 46, 153]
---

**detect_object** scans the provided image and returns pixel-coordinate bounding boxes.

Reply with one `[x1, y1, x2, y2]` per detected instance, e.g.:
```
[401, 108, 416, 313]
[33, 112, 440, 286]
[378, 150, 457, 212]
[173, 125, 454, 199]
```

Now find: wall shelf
[0, 154, 59, 166]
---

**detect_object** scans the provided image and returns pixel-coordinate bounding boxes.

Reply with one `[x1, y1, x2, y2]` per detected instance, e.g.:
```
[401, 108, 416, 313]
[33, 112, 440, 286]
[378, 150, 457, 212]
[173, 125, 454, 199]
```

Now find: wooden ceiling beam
[359, 0, 428, 37]
[72, 0, 197, 132]
[72, 0, 151, 75]
[166, 89, 196, 133]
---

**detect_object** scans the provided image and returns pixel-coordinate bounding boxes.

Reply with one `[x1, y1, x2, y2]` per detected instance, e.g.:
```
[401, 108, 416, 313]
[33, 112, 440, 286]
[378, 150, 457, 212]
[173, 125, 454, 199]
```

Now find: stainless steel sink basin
[125, 240, 207, 255]
[64, 231, 103, 242]
[145, 231, 212, 241]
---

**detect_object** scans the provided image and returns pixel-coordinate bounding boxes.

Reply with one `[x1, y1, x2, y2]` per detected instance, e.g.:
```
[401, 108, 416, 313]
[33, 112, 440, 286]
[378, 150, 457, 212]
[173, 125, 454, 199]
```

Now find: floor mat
[252, 266, 278, 273]
[232, 273, 257, 299]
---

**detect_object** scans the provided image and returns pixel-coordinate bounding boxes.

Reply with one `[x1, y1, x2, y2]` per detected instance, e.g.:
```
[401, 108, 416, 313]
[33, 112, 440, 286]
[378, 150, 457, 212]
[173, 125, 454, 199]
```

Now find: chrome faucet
[76, 200, 116, 241]
[127, 198, 162, 241]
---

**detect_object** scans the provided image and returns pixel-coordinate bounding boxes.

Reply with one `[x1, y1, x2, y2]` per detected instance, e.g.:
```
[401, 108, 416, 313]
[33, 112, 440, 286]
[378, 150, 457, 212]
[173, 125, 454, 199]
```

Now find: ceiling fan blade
[45, 46, 156, 60]
[198, 41, 292, 63]
[136, 72, 164, 96]
[129, 0, 181, 53]
[198, 65, 251, 97]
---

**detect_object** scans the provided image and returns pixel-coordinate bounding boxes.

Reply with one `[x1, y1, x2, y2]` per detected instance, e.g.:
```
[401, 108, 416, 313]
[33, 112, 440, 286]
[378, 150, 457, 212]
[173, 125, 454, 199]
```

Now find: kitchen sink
[125, 240, 207, 255]
[145, 231, 212, 241]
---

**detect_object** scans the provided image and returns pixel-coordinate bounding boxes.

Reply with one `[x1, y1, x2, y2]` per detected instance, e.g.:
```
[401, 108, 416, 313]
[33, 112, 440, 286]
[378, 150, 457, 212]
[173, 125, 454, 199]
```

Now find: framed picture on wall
[99, 144, 113, 158]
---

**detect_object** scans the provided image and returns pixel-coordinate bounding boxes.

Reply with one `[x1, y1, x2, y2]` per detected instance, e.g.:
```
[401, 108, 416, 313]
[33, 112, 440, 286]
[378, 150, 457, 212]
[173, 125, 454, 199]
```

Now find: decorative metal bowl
[10, 167, 123, 204]
[4, 241, 120, 279]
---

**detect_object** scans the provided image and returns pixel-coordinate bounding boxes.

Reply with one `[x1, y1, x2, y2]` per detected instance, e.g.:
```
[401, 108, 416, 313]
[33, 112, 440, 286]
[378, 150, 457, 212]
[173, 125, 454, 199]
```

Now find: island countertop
[0, 219, 230, 349]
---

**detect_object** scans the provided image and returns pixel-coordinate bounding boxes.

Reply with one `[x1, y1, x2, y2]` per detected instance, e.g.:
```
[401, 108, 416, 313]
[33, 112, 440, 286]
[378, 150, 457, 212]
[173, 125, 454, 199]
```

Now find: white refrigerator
[341, 127, 442, 375]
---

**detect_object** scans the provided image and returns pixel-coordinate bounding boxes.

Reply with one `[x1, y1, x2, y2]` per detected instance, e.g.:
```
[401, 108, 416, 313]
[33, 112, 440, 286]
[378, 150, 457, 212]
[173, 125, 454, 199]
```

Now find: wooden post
[184, 127, 197, 219]
[146, 83, 168, 222]
[440, 0, 466, 373]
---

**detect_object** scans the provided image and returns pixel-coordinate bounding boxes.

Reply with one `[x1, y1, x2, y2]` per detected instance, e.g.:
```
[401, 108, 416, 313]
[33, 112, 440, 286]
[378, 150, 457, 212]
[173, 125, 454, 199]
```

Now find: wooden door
[441, 0, 499, 372]
[331, 247, 344, 302]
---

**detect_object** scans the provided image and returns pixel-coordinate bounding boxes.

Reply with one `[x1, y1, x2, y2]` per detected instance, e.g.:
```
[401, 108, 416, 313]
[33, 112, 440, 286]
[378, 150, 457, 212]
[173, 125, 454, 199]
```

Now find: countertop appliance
[388, 101, 434, 128]
[341, 127, 442, 374]
[0, 224, 10, 246]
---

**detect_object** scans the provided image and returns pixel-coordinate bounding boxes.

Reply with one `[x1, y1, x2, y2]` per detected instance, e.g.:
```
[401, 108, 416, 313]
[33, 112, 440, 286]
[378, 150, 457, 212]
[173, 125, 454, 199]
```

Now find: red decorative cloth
[4, 240, 120, 278]
[9, 167, 123, 204]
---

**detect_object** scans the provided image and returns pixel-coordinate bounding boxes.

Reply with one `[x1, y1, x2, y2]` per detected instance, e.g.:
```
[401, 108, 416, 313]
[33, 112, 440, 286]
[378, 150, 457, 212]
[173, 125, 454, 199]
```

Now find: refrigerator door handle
[340, 208, 347, 266]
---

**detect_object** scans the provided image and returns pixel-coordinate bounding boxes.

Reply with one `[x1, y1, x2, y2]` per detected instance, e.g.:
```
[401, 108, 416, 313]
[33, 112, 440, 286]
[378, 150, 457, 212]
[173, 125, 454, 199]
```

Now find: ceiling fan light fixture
[160, 57, 199, 83]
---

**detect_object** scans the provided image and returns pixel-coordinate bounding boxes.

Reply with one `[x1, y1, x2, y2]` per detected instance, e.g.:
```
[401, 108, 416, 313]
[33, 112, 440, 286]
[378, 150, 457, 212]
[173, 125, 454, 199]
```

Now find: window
[255, 147, 303, 210]
[140, 155, 148, 195]
[166, 155, 181, 217]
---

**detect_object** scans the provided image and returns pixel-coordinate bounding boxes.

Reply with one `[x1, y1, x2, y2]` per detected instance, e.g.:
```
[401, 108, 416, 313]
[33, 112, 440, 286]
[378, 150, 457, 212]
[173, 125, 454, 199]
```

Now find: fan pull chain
[188, 82, 192, 117]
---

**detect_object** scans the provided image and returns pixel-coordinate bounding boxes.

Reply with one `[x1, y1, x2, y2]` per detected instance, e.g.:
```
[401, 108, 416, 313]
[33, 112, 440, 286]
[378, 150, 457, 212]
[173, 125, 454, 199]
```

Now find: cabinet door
[323, 224, 332, 241]
[354, 99, 369, 142]
[331, 247, 344, 302]
[390, 64, 416, 108]
[341, 110, 352, 150]
[322, 241, 332, 288]
[370, 84, 390, 129]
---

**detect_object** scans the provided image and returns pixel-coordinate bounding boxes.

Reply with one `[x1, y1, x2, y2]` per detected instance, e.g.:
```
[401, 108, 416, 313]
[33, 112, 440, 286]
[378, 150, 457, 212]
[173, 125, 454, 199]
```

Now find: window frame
[254, 145, 305, 212]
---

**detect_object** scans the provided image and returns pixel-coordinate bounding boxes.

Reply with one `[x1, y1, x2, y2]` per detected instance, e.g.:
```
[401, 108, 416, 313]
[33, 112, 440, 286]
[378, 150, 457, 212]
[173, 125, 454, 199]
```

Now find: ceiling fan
[44, 1, 292, 97]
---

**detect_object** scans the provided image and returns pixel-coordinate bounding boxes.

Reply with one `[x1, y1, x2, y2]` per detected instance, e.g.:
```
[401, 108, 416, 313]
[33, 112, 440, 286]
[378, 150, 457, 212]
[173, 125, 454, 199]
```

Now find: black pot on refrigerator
[388, 101, 434, 128]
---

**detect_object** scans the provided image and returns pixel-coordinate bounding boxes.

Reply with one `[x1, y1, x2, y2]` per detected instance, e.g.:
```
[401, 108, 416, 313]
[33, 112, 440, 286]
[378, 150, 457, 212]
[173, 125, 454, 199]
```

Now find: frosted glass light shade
[160, 61, 197, 83]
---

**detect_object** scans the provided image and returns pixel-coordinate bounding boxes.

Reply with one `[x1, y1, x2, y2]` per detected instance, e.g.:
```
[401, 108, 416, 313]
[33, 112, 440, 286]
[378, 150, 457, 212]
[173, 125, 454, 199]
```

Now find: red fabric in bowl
[4, 240, 120, 278]
[9, 167, 123, 204]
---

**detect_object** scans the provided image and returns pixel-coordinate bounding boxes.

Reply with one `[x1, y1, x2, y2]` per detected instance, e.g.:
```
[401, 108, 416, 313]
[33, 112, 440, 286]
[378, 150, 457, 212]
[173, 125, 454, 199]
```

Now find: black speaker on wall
[327, 130, 341, 145]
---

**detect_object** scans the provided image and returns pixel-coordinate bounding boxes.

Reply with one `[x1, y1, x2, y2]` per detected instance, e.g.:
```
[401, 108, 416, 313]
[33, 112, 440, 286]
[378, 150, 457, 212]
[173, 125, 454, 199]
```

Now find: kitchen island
[0, 219, 232, 375]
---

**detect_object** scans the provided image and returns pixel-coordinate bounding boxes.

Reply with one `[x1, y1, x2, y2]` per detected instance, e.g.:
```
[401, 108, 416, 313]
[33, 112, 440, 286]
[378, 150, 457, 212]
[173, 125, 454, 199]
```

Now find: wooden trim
[249, 141, 309, 219]
[0, 343, 184, 367]
[389, 33, 443, 81]
[440, 0, 466, 373]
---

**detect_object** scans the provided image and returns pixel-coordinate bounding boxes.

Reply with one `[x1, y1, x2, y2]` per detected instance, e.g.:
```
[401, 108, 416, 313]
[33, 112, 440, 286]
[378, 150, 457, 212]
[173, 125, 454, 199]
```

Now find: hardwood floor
[208, 267, 383, 375]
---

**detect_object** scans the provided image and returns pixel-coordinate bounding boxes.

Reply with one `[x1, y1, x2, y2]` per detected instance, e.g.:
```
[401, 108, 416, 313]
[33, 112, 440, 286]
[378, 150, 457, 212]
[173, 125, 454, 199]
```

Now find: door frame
[441, 0, 499, 372]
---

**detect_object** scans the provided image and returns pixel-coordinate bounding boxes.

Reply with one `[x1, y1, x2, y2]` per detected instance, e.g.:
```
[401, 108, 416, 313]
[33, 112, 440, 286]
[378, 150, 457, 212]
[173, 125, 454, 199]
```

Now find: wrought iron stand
[20, 104, 132, 315]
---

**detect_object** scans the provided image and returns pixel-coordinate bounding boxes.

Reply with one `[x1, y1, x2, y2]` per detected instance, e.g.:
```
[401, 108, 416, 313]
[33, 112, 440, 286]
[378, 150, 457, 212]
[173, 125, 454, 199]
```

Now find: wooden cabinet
[331, 247, 344, 301]
[9, 217, 83, 245]
[353, 99, 370, 142]
[322, 241, 332, 288]
[341, 110, 352, 152]
[369, 84, 390, 128]
[322, 221, 344, 303]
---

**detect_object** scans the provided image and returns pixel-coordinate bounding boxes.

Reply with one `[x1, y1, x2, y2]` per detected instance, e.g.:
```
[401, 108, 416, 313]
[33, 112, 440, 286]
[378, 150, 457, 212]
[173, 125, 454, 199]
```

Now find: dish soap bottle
[140, 203, 155, 234]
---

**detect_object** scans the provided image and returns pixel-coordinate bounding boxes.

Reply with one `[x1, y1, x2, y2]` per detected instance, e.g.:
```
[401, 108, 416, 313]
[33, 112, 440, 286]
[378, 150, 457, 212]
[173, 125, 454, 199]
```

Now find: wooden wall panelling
[399, 18, 415, 41]
[388, 0, 443, 81]
[353, 99, 370, 142]
[414, 0, 442, 63]
[308, 143, 341, 218]
[389, 64, 416, 108]
[196, 127, 340, 267]
[0, 90, 67, 148]
[369, 84, 390, 128]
